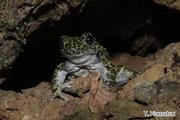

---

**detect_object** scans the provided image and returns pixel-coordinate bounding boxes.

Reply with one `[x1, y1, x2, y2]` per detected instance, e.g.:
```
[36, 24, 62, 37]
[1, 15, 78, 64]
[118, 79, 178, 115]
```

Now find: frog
[51, 32, 134, 101]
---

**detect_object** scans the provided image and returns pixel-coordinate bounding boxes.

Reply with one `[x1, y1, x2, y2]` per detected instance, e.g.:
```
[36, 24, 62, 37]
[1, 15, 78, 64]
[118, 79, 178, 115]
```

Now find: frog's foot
[116, 68, 134, 85]
[52, 82, 73, 102]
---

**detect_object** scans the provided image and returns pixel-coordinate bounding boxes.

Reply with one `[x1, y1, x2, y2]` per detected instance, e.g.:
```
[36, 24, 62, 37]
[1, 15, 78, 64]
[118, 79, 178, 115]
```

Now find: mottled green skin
[60, 33, 109, 61]
[52, 33, 134, 100]
[51, 62, 65, 92]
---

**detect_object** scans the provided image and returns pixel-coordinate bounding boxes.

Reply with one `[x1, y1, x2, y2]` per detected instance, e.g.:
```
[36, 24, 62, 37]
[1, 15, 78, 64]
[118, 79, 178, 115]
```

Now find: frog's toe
[53, 90, 69, 102]
[63, 81, 73, 88]
[52, 82, 73, 101]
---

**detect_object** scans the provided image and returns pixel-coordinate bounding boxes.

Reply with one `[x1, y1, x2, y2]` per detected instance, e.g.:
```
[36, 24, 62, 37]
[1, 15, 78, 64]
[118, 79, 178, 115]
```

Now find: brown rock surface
[0, 82, 64, 120]
[118, 42, 180, 98]
[153, 0, 180, 11]
[103, 99, 150, 120]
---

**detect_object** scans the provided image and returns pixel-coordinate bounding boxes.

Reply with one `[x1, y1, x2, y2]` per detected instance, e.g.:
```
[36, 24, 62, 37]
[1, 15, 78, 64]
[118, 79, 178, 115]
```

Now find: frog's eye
[82, 32, 95, 45]
[85, 35, 95, 45]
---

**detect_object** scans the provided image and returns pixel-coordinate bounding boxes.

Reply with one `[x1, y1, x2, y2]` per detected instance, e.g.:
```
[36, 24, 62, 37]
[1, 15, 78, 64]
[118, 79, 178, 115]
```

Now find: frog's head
[60, 32, 96, 58]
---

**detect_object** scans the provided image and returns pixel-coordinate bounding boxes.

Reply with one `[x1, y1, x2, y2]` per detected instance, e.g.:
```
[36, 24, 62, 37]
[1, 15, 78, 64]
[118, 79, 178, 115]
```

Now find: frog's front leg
[51, 63, 71, 101]
[88, 62, 110, 84]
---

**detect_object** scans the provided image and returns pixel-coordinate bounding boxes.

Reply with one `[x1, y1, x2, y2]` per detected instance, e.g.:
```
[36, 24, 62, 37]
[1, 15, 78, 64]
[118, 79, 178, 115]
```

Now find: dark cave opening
[0, 0, 180, 91]
[77, 0, 180, 55]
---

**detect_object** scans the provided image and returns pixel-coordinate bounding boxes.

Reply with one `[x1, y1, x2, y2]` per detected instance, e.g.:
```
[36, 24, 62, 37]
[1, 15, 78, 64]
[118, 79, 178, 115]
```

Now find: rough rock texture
[119, 42, 180, 99]
[117, 42, 180, 119]
[0, 82, 64, 120]
[153, 0, 180, 11]
[0, 42, 179, 120]
[103, 99, 150, 120]
[0, 0, 85, 84]
[62, 104, 97, 120]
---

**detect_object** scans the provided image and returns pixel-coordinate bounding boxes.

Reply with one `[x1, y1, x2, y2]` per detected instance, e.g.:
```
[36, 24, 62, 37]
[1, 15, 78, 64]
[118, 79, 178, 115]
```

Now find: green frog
[52, 32, 134, 101]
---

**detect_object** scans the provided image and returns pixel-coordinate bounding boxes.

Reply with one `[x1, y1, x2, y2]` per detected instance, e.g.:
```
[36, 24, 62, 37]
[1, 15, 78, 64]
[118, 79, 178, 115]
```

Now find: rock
[0, 73, 103, 120]
[0, 82, 64, 120]
[103, 99, 149, 120]
[148, 80, 180, 119]
[134, 83, 157, 104]
[117, 64, 165, 100]
[134, 79, 180, 105]
[63, 73, 91, 98]
[62, 104, 97, 120]
[88, 73, 115, 113]
[117, 42, 180, 100]
[111, 53, 154, 72]
[116, 42, 180, 119]
[0, 41, 179, 119]
[153, 0, 180, 11]
[155, 42, 180, 82]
